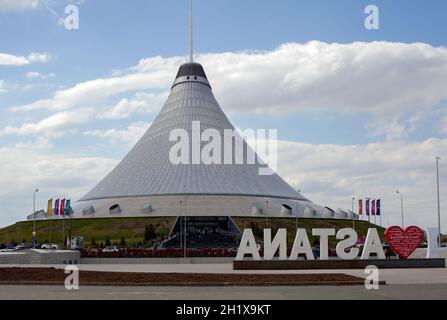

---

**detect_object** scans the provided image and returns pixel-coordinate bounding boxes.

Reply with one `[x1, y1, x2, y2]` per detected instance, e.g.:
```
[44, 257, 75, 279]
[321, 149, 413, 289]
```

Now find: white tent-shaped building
[72, 62, 328, 219]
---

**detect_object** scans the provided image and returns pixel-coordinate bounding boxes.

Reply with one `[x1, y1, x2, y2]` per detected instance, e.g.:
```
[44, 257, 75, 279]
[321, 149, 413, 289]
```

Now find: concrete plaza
[0, 283, 446, 300]
[0, 263, 446, 299]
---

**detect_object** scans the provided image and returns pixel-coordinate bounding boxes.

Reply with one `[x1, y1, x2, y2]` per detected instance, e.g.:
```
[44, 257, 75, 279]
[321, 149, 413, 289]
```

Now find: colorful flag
[366, 199, 370, 216]
[376, 199, 381, 216]
[64, 199, 71, 216]
[60, 199, 65, 217]
[372, 199, 376, 216]
[54, 199, 60, 215]
[47, 199, 53, 217]
[358, 199, 363, 215]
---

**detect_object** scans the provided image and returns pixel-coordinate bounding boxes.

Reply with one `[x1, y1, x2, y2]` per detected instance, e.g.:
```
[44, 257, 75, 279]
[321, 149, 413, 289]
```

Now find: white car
[102, 246, 119, 253]
[41, 243, 58, 250]
[0, 246, 17, 252]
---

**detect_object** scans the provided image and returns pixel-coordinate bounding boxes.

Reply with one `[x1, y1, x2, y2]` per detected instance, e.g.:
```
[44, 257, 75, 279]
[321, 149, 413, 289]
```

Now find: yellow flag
[47, 198, 53, 217]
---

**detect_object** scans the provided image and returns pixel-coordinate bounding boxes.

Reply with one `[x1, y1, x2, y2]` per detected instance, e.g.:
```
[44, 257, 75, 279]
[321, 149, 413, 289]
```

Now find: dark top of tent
[176, 62, 208, 79]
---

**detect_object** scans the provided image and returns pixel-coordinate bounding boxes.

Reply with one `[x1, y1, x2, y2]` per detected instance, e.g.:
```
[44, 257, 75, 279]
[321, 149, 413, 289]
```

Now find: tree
[105, 237, 111, 247]
[144, 224, 156, 241]
[120, 237, 126, 247]
[91, 237, 96, 247]
[249, 221, 263, 238]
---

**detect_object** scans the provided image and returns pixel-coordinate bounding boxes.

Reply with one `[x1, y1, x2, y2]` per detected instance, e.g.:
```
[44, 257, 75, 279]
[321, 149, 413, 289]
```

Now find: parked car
[15, 243, 32, 250]
[40, 243, 59, 250]
[0, 246, 18, 252]
[418, 242, 428, 248]
[102, 246, 119, 253]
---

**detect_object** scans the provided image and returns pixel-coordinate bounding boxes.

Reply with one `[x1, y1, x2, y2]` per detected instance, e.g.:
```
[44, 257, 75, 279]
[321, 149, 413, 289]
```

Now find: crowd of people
[160, 226, 239, 249]
[81, 246, 239, 258]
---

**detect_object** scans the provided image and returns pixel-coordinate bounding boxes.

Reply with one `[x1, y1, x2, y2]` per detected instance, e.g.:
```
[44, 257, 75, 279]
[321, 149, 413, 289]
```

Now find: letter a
[290, 229, 314, 260]
[361, 228, 385, 260]
[236, 229, 260, 261]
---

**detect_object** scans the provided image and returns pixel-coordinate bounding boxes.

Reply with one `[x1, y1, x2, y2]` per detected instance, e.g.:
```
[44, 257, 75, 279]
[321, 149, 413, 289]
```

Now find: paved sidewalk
[0, 284, 446, 300]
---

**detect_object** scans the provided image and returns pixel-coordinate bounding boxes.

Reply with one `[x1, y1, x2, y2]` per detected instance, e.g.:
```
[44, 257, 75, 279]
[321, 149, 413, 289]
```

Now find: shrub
[144, 224, 156, 241]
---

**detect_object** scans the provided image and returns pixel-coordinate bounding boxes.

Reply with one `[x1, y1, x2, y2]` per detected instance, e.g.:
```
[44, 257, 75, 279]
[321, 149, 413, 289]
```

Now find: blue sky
[0, 0, 446, 229]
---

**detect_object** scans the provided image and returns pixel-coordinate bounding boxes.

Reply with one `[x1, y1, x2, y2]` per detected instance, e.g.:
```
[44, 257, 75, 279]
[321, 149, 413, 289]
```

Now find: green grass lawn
[0, 217, 175, 247]
[0, 216, 383, 248]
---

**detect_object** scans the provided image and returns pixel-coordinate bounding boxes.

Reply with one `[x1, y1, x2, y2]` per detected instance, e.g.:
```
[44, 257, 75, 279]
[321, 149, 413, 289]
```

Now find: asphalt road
[1, 284, 446, 300]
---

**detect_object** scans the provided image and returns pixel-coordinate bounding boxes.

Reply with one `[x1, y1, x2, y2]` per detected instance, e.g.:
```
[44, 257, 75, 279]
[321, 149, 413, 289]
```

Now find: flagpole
[179, 201, 183, 251]
[436, 156, 441, 247]
[352, 197, 355, 231]
[62, 201, 65, 249]
[189, 0, 193, 63]
[47, 199, 52, 242]
[50, 211, 52, 242]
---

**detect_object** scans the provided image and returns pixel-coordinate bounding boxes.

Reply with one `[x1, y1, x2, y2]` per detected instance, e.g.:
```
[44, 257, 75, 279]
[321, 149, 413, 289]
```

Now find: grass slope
[0, 217, 175, 246]
[0, 216, 384, 247]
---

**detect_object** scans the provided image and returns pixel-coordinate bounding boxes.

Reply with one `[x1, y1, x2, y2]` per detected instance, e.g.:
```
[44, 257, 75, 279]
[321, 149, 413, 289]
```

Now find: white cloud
[84, 122, 150, 145]
[442, 117, 447, 134]
[0, 52, 51, 66]
[104, 92, 168, 119]
[9, 41, 447, 139]
[0, 0, 42, 12]
[1, 91, 159, 139]
[0, 80, 6, 94]
[0, 143, 117, 226]
[0, 109, 94, 138]
[25, 71, 56, 79]
[1, 134, 445, 229]
[2, 41, 447, 229]
[11, 64, 175, 112]
[270, 138, 447, 228]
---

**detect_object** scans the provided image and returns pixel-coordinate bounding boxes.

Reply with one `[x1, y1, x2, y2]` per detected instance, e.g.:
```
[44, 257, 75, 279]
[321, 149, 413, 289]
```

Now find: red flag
[60, 199, 65, 217]
[372, 199, 376, 216]
[358, 199, 363, 215]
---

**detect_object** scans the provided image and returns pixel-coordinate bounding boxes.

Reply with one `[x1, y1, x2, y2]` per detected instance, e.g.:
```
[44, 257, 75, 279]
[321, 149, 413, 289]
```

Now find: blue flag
[64, 199, 71, 216]
[376, 199, 381, 216]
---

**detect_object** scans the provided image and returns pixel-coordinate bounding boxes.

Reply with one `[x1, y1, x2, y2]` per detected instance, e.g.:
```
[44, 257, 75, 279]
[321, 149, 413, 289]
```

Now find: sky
[0, 0, 446, 230]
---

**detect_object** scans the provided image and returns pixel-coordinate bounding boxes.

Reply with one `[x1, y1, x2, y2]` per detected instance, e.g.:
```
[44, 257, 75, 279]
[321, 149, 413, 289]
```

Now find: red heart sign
[384, 226, 424, 259]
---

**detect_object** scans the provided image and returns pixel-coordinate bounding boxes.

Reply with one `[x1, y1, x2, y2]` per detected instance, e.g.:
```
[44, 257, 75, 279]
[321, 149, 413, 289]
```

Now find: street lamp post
[266, 200, 269, 229]
[396, 191, 404, 228]
[184, 200, 187, 258]
[352, 197, 355, 230]
[179, 201, 183, 251]
[33, 188, 39, 248]
[436, 157, 442, 247]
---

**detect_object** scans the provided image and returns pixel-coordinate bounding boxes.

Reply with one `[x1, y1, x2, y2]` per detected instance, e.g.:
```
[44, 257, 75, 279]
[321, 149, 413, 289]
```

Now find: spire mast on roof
[189, 0, 193, 63]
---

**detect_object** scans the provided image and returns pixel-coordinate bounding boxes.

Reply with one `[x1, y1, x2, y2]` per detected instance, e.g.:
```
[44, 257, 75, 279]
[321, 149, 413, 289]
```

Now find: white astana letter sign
[235, 228, 392, 261]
